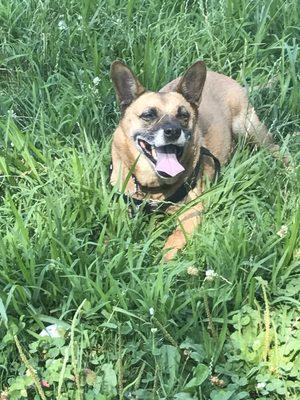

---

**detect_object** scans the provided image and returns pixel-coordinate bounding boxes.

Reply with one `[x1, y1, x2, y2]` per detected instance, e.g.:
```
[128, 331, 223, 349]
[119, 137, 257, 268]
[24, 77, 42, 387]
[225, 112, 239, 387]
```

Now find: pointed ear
[177, 61, 206, 105]
[110, 61, 145, 112]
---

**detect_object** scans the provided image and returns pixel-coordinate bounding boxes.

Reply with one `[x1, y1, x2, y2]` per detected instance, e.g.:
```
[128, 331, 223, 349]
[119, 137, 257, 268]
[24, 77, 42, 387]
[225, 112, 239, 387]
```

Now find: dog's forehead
[132, 91, 191, 113]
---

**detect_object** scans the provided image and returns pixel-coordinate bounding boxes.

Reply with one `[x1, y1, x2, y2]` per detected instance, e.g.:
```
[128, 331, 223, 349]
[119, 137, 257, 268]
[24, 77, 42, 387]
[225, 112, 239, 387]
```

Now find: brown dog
[110, 61, 280, 260]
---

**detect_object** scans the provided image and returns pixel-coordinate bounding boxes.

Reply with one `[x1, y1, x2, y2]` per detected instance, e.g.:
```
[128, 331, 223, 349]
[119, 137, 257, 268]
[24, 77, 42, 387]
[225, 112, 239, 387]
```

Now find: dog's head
[111, 61, 206, 185]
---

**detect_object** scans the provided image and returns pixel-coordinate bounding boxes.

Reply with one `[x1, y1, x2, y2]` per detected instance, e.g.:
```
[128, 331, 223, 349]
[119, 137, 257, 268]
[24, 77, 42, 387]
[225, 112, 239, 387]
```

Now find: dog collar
[109, 146, 220, 213]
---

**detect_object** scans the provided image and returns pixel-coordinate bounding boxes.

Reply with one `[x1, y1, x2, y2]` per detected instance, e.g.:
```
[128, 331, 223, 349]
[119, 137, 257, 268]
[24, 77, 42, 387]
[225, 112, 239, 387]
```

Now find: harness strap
[110, 146, 220, 213]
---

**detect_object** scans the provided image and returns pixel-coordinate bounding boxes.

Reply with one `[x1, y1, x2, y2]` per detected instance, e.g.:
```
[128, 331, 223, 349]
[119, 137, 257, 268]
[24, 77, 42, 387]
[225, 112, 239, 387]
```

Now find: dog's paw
[163, 247, 179, 262]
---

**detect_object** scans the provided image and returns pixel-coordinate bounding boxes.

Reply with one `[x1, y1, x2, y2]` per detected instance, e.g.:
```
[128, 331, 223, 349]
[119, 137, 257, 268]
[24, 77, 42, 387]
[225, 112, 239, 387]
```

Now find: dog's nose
[164, 127, 181, 140]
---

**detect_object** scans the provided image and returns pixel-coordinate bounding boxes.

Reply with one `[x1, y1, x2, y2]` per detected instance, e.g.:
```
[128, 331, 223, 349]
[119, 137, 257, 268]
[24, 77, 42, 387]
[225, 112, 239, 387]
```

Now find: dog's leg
[163, 201, 203, 261]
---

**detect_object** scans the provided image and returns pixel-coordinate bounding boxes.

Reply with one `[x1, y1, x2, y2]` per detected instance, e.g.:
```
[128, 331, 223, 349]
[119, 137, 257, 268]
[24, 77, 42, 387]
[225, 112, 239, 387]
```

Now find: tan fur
[110, 62, 281, 260]
[111, 91, 202, 199]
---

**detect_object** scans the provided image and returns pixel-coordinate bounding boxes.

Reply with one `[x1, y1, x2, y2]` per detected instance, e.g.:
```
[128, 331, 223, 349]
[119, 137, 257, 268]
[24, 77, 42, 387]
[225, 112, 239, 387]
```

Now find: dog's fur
[110, 61, 280, 260]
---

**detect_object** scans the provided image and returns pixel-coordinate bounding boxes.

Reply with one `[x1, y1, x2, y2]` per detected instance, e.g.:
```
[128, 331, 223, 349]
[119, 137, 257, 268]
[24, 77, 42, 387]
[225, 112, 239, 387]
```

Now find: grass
[0, 0, 299, 399]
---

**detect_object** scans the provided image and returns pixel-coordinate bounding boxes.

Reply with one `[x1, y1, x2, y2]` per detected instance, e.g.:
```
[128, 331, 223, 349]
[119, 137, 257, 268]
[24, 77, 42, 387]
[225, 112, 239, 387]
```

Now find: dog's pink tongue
[155, 148, 185, 177]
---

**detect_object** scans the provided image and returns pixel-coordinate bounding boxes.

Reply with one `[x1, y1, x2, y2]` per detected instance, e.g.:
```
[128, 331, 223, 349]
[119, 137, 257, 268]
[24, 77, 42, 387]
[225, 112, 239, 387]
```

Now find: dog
[110, 60, 281, 261]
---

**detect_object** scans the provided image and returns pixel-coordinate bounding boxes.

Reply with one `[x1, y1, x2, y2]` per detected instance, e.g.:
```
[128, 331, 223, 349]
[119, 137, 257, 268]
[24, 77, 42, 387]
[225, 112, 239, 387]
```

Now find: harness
[110, 146, 220, 214]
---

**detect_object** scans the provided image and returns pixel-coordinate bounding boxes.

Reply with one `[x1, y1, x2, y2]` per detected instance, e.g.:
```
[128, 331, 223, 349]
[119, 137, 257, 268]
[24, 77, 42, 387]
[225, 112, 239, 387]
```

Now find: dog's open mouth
[138, 139, 185, 177]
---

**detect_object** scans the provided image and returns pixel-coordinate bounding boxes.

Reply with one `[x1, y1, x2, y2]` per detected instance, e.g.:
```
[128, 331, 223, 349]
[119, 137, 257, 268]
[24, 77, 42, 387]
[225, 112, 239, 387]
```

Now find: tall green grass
[0, 0, 299, 399]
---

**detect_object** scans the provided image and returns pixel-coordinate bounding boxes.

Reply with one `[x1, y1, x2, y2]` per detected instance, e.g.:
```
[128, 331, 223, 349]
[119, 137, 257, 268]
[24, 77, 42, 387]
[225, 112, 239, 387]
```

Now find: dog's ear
[111, 61, 145, 112]
[177, 61, 206, 105]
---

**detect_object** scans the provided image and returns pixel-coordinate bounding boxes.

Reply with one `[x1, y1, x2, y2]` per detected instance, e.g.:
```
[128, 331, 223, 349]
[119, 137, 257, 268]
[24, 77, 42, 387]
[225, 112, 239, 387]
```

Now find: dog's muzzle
[136, 126, 191, 178]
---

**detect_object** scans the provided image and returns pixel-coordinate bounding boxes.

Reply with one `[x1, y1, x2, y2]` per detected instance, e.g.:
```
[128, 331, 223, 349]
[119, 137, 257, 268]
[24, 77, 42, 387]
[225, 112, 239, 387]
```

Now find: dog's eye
[139, 108, 157, 121]
[177, 106, 190, 121]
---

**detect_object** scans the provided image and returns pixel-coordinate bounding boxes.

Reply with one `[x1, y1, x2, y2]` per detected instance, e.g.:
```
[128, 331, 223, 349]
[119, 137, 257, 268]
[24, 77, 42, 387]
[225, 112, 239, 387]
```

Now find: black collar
[110, 146, 220, 214]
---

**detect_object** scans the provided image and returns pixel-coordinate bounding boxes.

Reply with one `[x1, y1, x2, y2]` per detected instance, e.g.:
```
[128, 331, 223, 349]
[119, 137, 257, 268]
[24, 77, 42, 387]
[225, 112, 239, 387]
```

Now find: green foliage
[0, 0, 299, 399]
[3, 335, 118, 399]
[218, 303, 300, 398]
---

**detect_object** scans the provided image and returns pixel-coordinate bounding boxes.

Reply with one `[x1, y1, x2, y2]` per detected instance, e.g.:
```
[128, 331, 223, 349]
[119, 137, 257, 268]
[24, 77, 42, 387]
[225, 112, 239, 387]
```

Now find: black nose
[164, 127, 181, 140]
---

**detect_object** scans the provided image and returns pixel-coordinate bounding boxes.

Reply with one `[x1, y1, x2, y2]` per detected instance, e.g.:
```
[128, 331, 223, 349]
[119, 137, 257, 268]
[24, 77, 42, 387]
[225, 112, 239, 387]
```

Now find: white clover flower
[77, 15, 83, 21]
[256, 382, 266, 390]
[149, 307, 154, 316]
[187, 266, 199, 276]
[277, 225, 288, 238]
[205, 268, 232, 284]
[58, 20, 68, 31]
[151, 328, 157, 334]
[8, 109, 17, 118]
[93, 77, 100, 86]
[205, 269, 217, 281]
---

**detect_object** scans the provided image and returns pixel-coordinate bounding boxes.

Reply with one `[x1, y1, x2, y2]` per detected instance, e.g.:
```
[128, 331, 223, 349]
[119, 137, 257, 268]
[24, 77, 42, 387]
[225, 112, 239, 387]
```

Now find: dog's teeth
[152, 147, 157, 158]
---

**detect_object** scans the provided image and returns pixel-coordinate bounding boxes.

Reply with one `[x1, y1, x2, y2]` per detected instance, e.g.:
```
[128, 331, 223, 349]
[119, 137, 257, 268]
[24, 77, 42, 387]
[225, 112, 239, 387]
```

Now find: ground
[0, 0, 299, 399]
